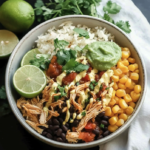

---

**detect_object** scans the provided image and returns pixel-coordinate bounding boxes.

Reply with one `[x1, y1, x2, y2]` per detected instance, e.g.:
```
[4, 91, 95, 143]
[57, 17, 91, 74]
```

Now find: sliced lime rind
[21, 48, 41, 67]
[13, 65, 46, 98]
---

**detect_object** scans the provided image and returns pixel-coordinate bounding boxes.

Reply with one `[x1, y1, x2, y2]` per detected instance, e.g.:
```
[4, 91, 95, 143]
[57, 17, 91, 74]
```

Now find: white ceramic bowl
[5, 15, 147, 149]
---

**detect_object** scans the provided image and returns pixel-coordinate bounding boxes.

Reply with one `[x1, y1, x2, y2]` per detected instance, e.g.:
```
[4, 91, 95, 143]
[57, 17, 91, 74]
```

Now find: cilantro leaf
[106, 87, 109, 90]
[103, 13, 114, 24]
[85, 98, 90, 103]
[62, 59, 89, 73]
[0, 102, 11, 117]
[34, 0, 44, 8]
[100, 84, 103, 90]
[30, 54, 50, 71]
[58, 85, 67, 97]
[81, 111, 86, 116]
[116, 21, 131, 33]
[100, 123, 104, 128]
[0, 86, 6, 100]
[103, 1, 121, 14]
[54, 95, 61, 101]
[76, 82, 80, 86]
[54, 38, 69, 51]
[73, 28, 90, 39]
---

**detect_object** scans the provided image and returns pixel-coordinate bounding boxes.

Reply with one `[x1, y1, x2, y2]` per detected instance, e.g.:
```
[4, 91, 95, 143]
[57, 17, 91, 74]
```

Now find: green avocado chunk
[86, 41, 122, 71]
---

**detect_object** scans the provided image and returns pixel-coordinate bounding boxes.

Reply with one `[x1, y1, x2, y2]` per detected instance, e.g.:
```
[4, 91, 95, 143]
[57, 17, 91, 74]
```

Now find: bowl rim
[5, 15, 147, 149]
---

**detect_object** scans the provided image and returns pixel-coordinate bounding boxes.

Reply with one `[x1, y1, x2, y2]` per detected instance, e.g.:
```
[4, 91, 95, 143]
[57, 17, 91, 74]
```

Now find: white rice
[36, 21, 115, 58]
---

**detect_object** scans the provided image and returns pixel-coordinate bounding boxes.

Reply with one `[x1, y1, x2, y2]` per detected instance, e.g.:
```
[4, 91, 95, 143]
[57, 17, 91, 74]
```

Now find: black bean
[97, 135, 103, 140]
[57, 137, 63, 142]
[98, 111, 105, 118]
[58, 108, 62, 114]
[53, 136, 57, 141]
[65, 123, 69, 127]
[62, 102, 67, 107]
[61, 133, 66, 141]
[46, 133, 52, 139]
[39, 126, 46, 129]
[56, 128, 62, 136]
[100, 130, 103, 135]
[96, 116, 101, 122]
[54, 130, 57, 135]
[47, 128, 53, 134]
[69, 106, 74, 113]
[58, 117, 64, 124]
[53, 118, 60, 125]
[101, 120, 108, 125]
[47, 119, 52, 125]
[102, 116, 109, 121]
[49, 125, 53, 130]
[93, 129, 100, 135]
[103, 131, 110, 137]
[70, 113, 73, 118]
[72, 119, 79, 127]
[53, 125, 59, 130]
[42, 131, 47, 136]
[61, 125, 68, 132]
[104, 127, 108, 131]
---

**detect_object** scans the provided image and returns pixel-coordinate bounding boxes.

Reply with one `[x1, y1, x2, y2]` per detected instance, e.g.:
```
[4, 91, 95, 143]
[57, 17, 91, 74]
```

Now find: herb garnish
[116, 21, 131, 33]
[62, 59, 89, 73]
[30, 54, 50, 71]
[54, 95, 61, 101]
[89, 80, 98, 90]
[73, 28, 90, 39]
[100, 84, 103, 90]
[106, 87, 109, 90]
[85, 98, 90, 103]
[100, 123, 104, 128]
[76, 82, 80, 86]
[0, 85, 6, 100]
[54, 38, 69, 51]
[81, 111, 86, 117]
[58, 85, 67, 97]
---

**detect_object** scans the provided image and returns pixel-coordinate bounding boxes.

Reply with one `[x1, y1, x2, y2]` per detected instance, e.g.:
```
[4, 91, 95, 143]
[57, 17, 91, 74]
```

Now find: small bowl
[5, 15, 147, 149]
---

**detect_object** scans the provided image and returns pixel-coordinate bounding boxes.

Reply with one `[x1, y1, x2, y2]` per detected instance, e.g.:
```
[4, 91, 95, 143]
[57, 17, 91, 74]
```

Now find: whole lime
[0, 0, 35, 33]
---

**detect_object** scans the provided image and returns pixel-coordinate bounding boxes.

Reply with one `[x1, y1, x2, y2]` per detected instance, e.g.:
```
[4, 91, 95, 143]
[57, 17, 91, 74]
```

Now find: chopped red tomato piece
[102, 83, 107, 91]
[87, 67, 92, 73]
[97, 91, 102, 98]
[95, 74, 99, 82]
[62, 72, 77, 85]
[46, 56, 62, 78]
[81, 74, 90, 82]
[85, 122, 96, 130]
[79, 132, 96, 142]
[99, 71, 105, 78]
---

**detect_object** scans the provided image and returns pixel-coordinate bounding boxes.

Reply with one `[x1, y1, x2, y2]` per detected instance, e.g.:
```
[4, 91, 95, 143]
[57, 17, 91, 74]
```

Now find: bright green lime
[0, 0, 35, 33]
[21, 49, 41, 67]
[0, 30, 19, 59]
[13, 65, 46, 98]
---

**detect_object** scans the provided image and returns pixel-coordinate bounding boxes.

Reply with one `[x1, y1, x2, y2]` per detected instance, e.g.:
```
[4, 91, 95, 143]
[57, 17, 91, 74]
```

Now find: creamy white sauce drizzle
[89, 69, 98, 81]
[76, 56, 88, 65]
[56, 72, 66, 85]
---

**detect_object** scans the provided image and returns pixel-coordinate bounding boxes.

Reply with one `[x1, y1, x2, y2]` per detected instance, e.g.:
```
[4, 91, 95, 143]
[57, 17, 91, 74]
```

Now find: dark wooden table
[0, 0, 150, 150]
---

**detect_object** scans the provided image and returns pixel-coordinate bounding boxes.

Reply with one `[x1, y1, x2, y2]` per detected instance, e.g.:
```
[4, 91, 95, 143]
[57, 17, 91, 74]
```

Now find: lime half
[13, 65, 46, 98]
[21, 48, 41, 66]
[0, 30, 19, 58]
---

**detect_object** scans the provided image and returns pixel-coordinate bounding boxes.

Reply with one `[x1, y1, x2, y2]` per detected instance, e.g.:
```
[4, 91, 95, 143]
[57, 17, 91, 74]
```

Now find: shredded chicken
[46, 109, 59, 121]
[76, 82, 90, 95]
[39, 110, 47, 124]
[51, 93, 61, 102]
[17, 97, 28, 109]
[66, 130, 81, 143]
[76, 102, 103, 132]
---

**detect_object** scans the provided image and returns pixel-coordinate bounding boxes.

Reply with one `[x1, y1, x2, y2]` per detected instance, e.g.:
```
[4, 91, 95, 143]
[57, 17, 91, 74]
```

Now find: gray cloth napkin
[97, 0, 150, 150]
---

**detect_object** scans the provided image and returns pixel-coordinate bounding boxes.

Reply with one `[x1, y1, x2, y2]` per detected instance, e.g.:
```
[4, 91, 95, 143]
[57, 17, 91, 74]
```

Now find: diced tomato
[87, 67, 92, 73]
[81, 74, 90, 82]
[99, 71, 105, 78]
[46, 56, 62, 78]
[102, 83, 107, 91]
[95, 74, 99, 82]
[85, 122, 96, 130]
[97, 91, 102, 98]
[62, 72, 77, 85]
[79, 132, 96, 142]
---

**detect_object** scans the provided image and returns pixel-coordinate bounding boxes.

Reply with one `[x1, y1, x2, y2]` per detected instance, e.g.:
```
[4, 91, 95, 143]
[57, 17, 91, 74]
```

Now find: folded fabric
[97, 0, 150, 150]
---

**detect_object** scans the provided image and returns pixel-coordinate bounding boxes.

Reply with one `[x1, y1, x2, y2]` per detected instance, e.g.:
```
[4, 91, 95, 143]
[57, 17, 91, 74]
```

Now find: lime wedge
[21, 48, 41, 66]
[13, 65, 46, 98]
[0, 30, 19, 58]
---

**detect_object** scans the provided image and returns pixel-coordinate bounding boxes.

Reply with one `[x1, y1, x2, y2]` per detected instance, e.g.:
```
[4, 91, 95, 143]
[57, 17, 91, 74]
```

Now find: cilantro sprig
[73, 28, 90, 39]
[58, 85, 67, 97]
[89, 80, 98, 90]
[30, 54, 50, 71]
[81, 111, 86, 117]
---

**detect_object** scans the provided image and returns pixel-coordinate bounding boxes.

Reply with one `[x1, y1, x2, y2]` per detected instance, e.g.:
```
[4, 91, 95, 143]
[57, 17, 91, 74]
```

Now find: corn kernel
[110, 112, 115, 117]
[122, 51, 130, 59]
[119, 113, 128, 121]
[111, 66, 116, 70]
[134, 63, 138, 70]
[124, 94, 132, 102]
[112, 105, 120, 114]
[119, 75, 128, 84]
[119, 99, 128, 109]
[114, 96, 120, 105]
[116, 119, 124, 127]
[130, 73, 139, 80]
[109, 116, 118, 125]
[116, 89, 126, 97]
[128, 57, 135, 64]
[111, 75, 119, 82]
[114, 68, 122, 76]
[112, 91, 116, 99]
[128, 65, 136, 71]
[117, 108, 124, 114]
[128, 81, 135, 90]
[113, 82, 118, 90]
[117, 62, 129, 73]
[122, 59, 129, 66]
[129, 102, 136, 108]
[134, 69, 139, 73]
[134, 85, 141, 93]
[125, 106, 134, 115]
[109, 98, 116, 106]
[125, 88, 132, 94]
[125, 78, 132, 88]
[105, 107, 112, 116]
[130, 91, 140, 102]
[118, 83, 126, 90]
[108, 125, 118, 132]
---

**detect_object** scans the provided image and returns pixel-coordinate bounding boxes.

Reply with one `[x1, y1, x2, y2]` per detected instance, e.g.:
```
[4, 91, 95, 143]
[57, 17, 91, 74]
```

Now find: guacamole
[86, 41, 121, 71]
